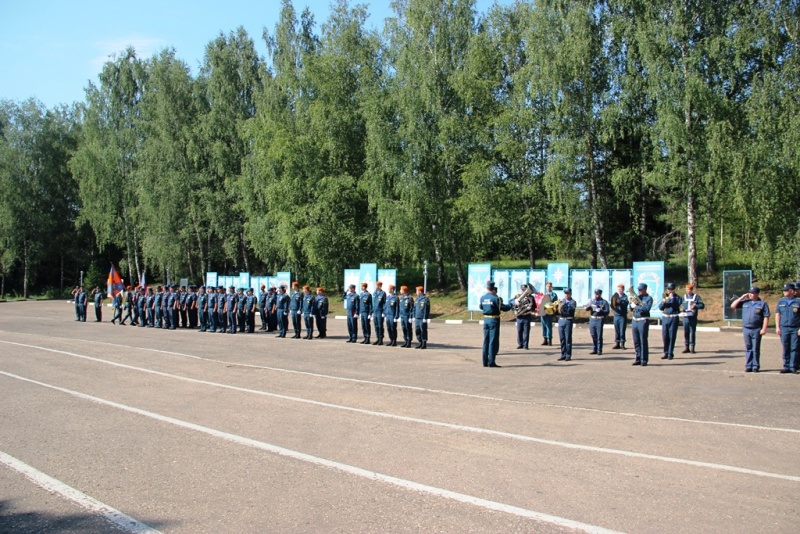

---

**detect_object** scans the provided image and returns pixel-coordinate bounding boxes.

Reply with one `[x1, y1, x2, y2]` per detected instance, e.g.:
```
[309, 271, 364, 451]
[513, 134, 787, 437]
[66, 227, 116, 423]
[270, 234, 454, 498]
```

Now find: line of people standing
[343, 282, 430, 348]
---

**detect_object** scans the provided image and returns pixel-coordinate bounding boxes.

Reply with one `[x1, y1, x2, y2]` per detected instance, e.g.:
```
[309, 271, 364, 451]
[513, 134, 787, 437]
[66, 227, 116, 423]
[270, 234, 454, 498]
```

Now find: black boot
[420, 341, 427, 349]
[612, 343, 620, 350]
[682, 345, 690, 354]
[377, 338, 384, 346]
[541, 339, 548, 346]
[690, 345, 696, 354]
[372, 339, 379, 345]
[403, 340, 411, 348]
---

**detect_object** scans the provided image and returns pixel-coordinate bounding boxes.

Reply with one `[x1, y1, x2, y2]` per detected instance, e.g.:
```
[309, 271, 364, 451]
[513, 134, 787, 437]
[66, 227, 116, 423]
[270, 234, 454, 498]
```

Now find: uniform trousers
[683, 316, 698, 347]
[385, 316, 397, 343]
[291, 311, 302, 334]
[743, 327, 762, 370]
[415, 318, 427, 344]
[589, 317, 604, 353]
[558, 318, 573, 360]
[315, 313, 327, 337]
[227, 309, 236, 333]
[541, 315, 554, 341]
[347, 314, 358, 342]
[278, 311, 289, 337]
[373, 314, 384, 340]
[304, 314, 314, 337]
[482, 317, 500, 366]
[360, 314, 371, 340]
[632, 319, 649, 363]
[613, 315, 627, 344]
[661, 317, 679, 357]
[401, 317, 413, 341]
[516, 315, 531, 348]
[779, 327, 798, 371]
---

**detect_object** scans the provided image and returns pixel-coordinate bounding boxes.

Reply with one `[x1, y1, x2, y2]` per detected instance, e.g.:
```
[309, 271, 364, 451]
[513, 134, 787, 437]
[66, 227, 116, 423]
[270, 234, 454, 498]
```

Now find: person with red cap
[413, 286, 430, 349]
[359, 282, 373, 344]
[289, 281, 303, 338]
[384, 284, 399, 346]
[301, 285, 317, 339]
[399, 286, 415, 347]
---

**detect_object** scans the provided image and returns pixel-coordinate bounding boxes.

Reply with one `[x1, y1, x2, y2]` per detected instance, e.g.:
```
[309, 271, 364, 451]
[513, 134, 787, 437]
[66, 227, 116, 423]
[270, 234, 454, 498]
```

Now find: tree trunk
[587, 138, 608, 269]
[705, 211, 717, 274]
[528, 240, 536, 270]
[448, 228, 466, 291]
[433, 239, 446, 288]
[687, 190, 698, 287]
[23, 238, 29, 298]
[240, 228, 250, 273]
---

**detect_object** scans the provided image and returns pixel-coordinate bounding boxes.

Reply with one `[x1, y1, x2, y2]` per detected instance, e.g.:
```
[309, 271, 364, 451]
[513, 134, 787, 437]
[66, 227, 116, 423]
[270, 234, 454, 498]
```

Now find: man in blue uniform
[266, 286, 278, 332]
[136, 286, 146, 327]
[111, 291, 123, 324]
[414, 286, 430, 349]
[153, 286, 163, 328]
[225, 286, 238, 334]
[658, 282, 682, 359]
[146, 287, 155, 327]
[681, 283, 705, 353]
[275, 285, 290, 338]
[775, 282, 799, 373]
[165, 286, 177, 330]
[179, 286, 188, 328]
[732, 287, 770, 372]
[557, 288, 577, 361]
[314, 287, 329, 338]
[236, 288, 247, 333]
[480, 281, 511, 367]
[197, 286, 208, 332]
[290, 282, 303, 338]
[72, 286, 81, 321]
[384, 285, 399, 346]
[187, 286, 198, 329]
[399, 286, 414, 348]
[258, 284, 268, 330]
[585, 288, 609, 355]
[120, 286, 133, 325]
[630, 283, 653, 366]
[301, 285, 316, 339]
[344, 284, 360, 343]
[540, 282, 557, 346]
[92, 287, 104, 322]
[207, 286, 217, 332]
[511, 284, 532, 350]
[611, 284, 628, 350]
[359, 282, 373, 344]
[372, 281, 387, 345]
[215, 286, 226, 333]
[245, 288, 257, 333]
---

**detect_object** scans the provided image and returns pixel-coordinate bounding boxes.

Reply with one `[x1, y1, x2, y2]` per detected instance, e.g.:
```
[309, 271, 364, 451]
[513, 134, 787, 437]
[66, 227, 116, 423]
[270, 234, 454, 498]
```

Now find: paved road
[1, 301, 798, 533]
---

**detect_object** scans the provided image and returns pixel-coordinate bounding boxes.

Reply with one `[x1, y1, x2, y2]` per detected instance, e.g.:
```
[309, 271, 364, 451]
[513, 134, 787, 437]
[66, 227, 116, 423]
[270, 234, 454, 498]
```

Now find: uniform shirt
[399, 295, 414, 318]
[112, 294, 122, 308]
[611, 292, 629, 316]
[237, 293, 248, 312]
[78, 291, 88, 304]
[682, 294, 705, 316]
[359, 291, 373, 315]
[198, 292, 208, 311]
[179, 291, 187, 309]
[216, 292, 226, 312]
[631, 294, 653, 318]
[742, 299, 770, 329]
[276, 292, 290, 313]
[225, 292, 238, 312]
[93, 291, 103, 306]
[345, 292, 360, 316]
[290, 290, 303, 312]
[154, 292, 163, 309]
[146, 293, 155, 309]
[267, 292, 277, 311]
[186, 292, 197, 310]
[245, 294, 257, 312]
[385, 294, 399, 319]
[480, 292, 510, 316]
[372, 290, 386, 316]
[559, 299, 576, 319]
[259, 290, 268, 309]
[302, 294, 316, 315]
[776, 297, 800, 328]
[166, 292, 177, 309]
[315, 295, 329, 316]
[658, 293, 683, 315]
[586, 298, 609, 317]
[414, 294, 430, 320]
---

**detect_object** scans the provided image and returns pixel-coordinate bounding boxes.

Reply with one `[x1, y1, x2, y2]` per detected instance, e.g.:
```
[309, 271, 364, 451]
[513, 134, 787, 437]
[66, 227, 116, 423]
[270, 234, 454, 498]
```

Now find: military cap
[749, 286, 760, 293]
[594, 288, 602, 294]
[348, 284, 356, 289]
[400, 285, 408, 291]
[637, 283, 647, 290]
[361, 282, 368, 288]
[302, 285, 310, 290]
[416, 286, 424, 291]
[486, 281, 496, 290]
[782, 283, 795, 291]
[376, 281, 383, 286]
[292, 281, 299, 287]
[564, 287, 572, 293]
[389, 284, 396, 290]
[666, 282, 675, 290]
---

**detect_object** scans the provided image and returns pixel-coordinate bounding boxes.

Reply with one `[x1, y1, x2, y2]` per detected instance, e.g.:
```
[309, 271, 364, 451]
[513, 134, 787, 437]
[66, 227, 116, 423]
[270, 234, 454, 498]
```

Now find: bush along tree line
[1, 0, 799, 299]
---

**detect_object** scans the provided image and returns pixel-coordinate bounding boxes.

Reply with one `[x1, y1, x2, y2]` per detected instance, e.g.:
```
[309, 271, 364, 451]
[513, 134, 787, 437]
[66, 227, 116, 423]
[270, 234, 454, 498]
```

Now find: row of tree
[1, 0, 799, 298]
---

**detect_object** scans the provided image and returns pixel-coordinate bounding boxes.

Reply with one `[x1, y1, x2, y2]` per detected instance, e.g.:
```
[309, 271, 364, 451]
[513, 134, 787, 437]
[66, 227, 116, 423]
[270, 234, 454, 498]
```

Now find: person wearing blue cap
[344, 284, 360, 343]
[659, 282, 683, 360]
[630, 283, 653, 366]
[585, 288, 609, 355]
[225, 286, 238, 333]
[732, 287, 770, 372]
[775, 282, 800, 373]
[275, 285, 290, 338]
[197, 286, 208, 332]
[556, 288, 577, 361]
[215, 286, 227, 333]
[480, 281, 512, 367]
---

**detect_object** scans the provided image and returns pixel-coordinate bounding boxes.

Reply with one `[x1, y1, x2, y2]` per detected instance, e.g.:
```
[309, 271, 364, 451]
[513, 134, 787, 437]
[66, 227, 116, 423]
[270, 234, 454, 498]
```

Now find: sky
[0, 0, 509, 109]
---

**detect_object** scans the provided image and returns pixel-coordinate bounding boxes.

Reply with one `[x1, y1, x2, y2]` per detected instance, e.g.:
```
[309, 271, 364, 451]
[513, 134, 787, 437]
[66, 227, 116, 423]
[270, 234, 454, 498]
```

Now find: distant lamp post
[423, 260, 428, 294]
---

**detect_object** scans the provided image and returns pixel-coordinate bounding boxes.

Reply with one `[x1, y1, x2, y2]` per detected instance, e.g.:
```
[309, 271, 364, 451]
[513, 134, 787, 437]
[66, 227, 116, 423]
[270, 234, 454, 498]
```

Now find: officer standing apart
[775, 282, 800, 373]
[372, 281, 387, 345]
[659, 283, 682, 359]
[91, 287, 104, 322]
[541, 282, 558, 346]
[359, 282, 373, 344]
[611, 284, 629, 349]
[732, 287, 770, 372]
[556, 288, 576, 361]
[630, 283, 653, 366]
[275, 285, 290, 338]
[480, 281, 511, 367]
[414, 286, 430, 349]
[681, 283, 705, 353]
[384, 285, 399, 346]
[302, 285, 316, 339]
[511, 284, 532, 350]
[344, 284, 360, 343]
[399, 286, 415, 348]
[585, 288, 609, 355]
[289, 282, 303, 338]
[314, 287, 329, 339]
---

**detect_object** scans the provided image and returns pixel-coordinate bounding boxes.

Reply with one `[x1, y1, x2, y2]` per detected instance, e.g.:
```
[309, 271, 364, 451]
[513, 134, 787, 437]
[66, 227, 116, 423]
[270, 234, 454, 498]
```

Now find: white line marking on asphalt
[0, 450, 160, 534]
[1, 335, 797, 435]
[3, 341, 800, 483]
[0, 371, 622, 534]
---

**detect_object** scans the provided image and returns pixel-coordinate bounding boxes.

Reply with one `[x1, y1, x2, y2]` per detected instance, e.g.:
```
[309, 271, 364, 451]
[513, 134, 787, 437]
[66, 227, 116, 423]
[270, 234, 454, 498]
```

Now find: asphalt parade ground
[1, 300, 798, 533]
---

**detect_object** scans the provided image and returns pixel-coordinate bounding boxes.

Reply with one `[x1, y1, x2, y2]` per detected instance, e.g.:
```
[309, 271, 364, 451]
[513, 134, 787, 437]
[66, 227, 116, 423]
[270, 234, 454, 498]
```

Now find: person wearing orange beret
[359, 282, 373, 344]
[413, 286, 430, 349]
[372, 281, 387, 345]
[384, 284, 400, 346]
[399, 286, 415, 347]
[301, 285, 317, 339]
[290, 281, 303, 338]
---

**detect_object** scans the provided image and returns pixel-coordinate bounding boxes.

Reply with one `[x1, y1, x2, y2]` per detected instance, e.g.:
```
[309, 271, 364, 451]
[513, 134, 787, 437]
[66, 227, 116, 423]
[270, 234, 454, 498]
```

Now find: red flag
[107, 264, 124, 297]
